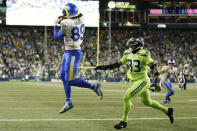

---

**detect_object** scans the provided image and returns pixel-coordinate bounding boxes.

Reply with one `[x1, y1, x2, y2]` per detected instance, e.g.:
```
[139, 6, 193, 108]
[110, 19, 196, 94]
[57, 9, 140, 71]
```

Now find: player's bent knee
[170, 90, 175, 95]
[142, 100, 152, 106]
[60, 74, 65, 80]
[123, 95, 130, 103]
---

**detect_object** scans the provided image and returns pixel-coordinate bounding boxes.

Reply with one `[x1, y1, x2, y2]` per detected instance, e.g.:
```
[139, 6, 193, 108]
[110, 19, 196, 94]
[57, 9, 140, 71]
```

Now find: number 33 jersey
[60, 15, 85, 50]
[120, 49, 154, 81]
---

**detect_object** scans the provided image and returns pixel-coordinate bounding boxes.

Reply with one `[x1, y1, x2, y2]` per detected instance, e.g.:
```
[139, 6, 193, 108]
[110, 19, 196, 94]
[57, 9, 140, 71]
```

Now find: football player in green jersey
[95, 36, 174, 129]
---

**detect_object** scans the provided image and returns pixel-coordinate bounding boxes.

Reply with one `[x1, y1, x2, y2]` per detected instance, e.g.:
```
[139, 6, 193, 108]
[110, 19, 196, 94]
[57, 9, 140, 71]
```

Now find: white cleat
[59, 101, 74, 114]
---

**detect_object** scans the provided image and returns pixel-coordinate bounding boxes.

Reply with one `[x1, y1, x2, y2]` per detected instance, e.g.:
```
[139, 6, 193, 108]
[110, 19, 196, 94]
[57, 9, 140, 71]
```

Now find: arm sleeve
[145, 55, 154, 65]
[102, 61, 122, 70]
[54, 25, 64, 41]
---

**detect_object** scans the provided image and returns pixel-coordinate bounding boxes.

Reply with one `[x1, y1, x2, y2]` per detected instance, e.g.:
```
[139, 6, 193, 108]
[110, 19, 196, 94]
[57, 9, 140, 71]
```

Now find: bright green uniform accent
[127, 71, 133, 81]
[121, 49, 153, 81]
[120, 49, 168, 122]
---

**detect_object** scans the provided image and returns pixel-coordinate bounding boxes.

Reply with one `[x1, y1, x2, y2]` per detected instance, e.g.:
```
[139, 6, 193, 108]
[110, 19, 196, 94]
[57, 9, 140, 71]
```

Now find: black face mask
[132, 48, 141, 54]
[128, 43, 142, 54]
[127, 37, 144, 53]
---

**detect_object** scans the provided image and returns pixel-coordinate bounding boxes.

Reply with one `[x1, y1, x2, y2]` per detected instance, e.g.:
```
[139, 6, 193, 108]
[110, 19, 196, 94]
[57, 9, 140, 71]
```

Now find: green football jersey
[120, 49, 154, 81]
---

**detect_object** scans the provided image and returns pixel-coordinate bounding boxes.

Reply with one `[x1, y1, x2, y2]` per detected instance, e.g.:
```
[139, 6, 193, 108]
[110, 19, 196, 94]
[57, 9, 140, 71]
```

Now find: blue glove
[179, 83, 182, 89]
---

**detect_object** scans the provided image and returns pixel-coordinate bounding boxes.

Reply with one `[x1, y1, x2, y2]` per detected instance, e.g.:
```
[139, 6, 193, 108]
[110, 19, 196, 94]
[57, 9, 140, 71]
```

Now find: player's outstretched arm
[149, 62, 160, 79]
[95, 61, 122, 70]
[53, 16, 65, 41]
[159, 69, 166, 74]
[54, 26, 64, 41]
[173, 72, 182, 88]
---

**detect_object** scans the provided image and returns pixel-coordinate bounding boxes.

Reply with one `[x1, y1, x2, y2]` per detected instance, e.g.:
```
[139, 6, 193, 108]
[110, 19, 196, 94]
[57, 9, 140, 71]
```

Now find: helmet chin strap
[129, 48, 133, 52]
[129, 47, 142, 54]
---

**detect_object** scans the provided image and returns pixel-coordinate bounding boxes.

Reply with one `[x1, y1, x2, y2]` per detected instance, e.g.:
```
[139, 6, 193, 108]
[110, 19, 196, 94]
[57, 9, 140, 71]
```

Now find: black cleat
[167, 108, 174, 124]
[114, 121, 127, 129]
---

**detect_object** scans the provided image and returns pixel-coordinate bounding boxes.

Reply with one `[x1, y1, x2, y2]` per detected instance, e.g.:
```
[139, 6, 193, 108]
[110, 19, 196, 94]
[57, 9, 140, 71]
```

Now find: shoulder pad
[60, 20, 67, 29]
[162, 66, 169, 71]
[145, 50, 150, 55]
[137, 53, 148, 56]
[60, 19, 73, 28]
[137, 50, 150, 56]
[123, 49, 131, 55]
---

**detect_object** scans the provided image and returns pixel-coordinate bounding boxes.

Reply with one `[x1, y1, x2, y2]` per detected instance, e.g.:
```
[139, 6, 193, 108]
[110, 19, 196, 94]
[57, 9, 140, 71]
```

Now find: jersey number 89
[71, 24, 85, 42]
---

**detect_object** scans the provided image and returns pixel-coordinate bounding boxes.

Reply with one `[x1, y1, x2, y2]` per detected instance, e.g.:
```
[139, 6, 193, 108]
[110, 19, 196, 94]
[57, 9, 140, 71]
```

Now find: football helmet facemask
[126, 36, 144, 52]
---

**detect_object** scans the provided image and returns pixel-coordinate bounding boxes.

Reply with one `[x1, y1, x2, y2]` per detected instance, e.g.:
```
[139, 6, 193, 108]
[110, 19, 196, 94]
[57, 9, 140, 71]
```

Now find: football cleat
[167, 108, 174, 124]
[163, 100, 171, 104]
[114, 121, 127, 129]
[93, 83, 103, 100]
[59, 101, 74, 114]
[167, 97, 171, 102]
[163, 100, 167, 104]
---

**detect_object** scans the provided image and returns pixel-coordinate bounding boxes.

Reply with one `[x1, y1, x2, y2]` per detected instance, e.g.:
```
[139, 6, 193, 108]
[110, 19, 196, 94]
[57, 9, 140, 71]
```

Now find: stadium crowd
[0, 26, 196, 82]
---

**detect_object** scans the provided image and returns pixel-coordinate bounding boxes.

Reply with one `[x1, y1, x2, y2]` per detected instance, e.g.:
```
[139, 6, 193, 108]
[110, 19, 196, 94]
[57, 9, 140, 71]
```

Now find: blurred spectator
[0, 26, 196, 82]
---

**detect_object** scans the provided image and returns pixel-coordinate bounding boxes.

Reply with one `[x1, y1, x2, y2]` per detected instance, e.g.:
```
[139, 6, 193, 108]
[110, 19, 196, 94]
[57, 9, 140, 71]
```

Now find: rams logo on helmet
[62, 3, 78, 18]
[168, 59, 175, 64]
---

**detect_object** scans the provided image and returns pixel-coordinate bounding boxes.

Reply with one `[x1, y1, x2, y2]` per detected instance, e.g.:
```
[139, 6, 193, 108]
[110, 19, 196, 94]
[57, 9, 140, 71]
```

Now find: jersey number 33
[128, 59, 141, 72]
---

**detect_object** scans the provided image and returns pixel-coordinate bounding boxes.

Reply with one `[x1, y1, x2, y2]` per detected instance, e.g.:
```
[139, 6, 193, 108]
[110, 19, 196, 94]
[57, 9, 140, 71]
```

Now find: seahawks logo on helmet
[62, 3, 79, 18]
[126, 36, 144, 52]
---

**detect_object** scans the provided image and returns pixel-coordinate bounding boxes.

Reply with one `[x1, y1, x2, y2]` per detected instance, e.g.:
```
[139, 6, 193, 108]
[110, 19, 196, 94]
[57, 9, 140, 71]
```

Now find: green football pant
[122, 78, 168, 122]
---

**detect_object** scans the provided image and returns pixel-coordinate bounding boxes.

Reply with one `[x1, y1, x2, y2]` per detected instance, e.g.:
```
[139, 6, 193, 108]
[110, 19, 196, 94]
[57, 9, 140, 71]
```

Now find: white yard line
[0, 99, 196, 103]
[0, 117, 197, 122]
[1, 106, 197, 110]
[188, 99, 197, 102]
[0, 100, 122, 103]
[1, 105, 197, 110]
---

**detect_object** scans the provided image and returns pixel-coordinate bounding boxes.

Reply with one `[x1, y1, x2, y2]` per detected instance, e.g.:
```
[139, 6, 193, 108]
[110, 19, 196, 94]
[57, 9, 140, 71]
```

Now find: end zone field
[0, 82, 197, 131]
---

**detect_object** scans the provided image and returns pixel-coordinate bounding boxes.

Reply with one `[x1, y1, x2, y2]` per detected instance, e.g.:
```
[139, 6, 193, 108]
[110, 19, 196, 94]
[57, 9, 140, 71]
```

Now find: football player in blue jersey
[53, 3, 103, 114]
[159, 59, 181, 104]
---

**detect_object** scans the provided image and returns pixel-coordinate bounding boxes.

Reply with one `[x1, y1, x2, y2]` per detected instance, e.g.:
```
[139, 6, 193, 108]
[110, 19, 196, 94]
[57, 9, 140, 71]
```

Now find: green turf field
[0, 82, 197, 131]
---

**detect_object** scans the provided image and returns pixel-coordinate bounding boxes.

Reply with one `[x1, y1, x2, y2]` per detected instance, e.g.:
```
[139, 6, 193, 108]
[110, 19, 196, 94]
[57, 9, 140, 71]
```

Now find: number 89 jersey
[121, 49, 154, 81]
[60, 15, 85, 50]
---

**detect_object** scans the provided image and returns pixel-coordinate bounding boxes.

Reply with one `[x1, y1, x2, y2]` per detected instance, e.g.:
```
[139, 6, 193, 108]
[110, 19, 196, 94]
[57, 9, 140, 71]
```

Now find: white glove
[54, 16, 63, 25]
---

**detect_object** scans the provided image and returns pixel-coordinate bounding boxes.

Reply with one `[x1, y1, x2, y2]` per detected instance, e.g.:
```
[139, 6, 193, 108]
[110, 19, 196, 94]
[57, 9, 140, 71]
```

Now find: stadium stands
[0, 26, 196, 82]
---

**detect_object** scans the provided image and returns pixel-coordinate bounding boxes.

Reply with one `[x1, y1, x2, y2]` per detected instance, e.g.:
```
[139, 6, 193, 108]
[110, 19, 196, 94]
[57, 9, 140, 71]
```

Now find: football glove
[95, 65, 107, 70]
[95, 62, 122, 71]
[150, 78, 161, 92]
[179, 83, 182, 89]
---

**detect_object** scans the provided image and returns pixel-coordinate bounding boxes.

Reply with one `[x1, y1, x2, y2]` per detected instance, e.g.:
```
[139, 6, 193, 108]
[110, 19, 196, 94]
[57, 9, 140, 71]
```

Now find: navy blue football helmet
[126, 36, 144, 51]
